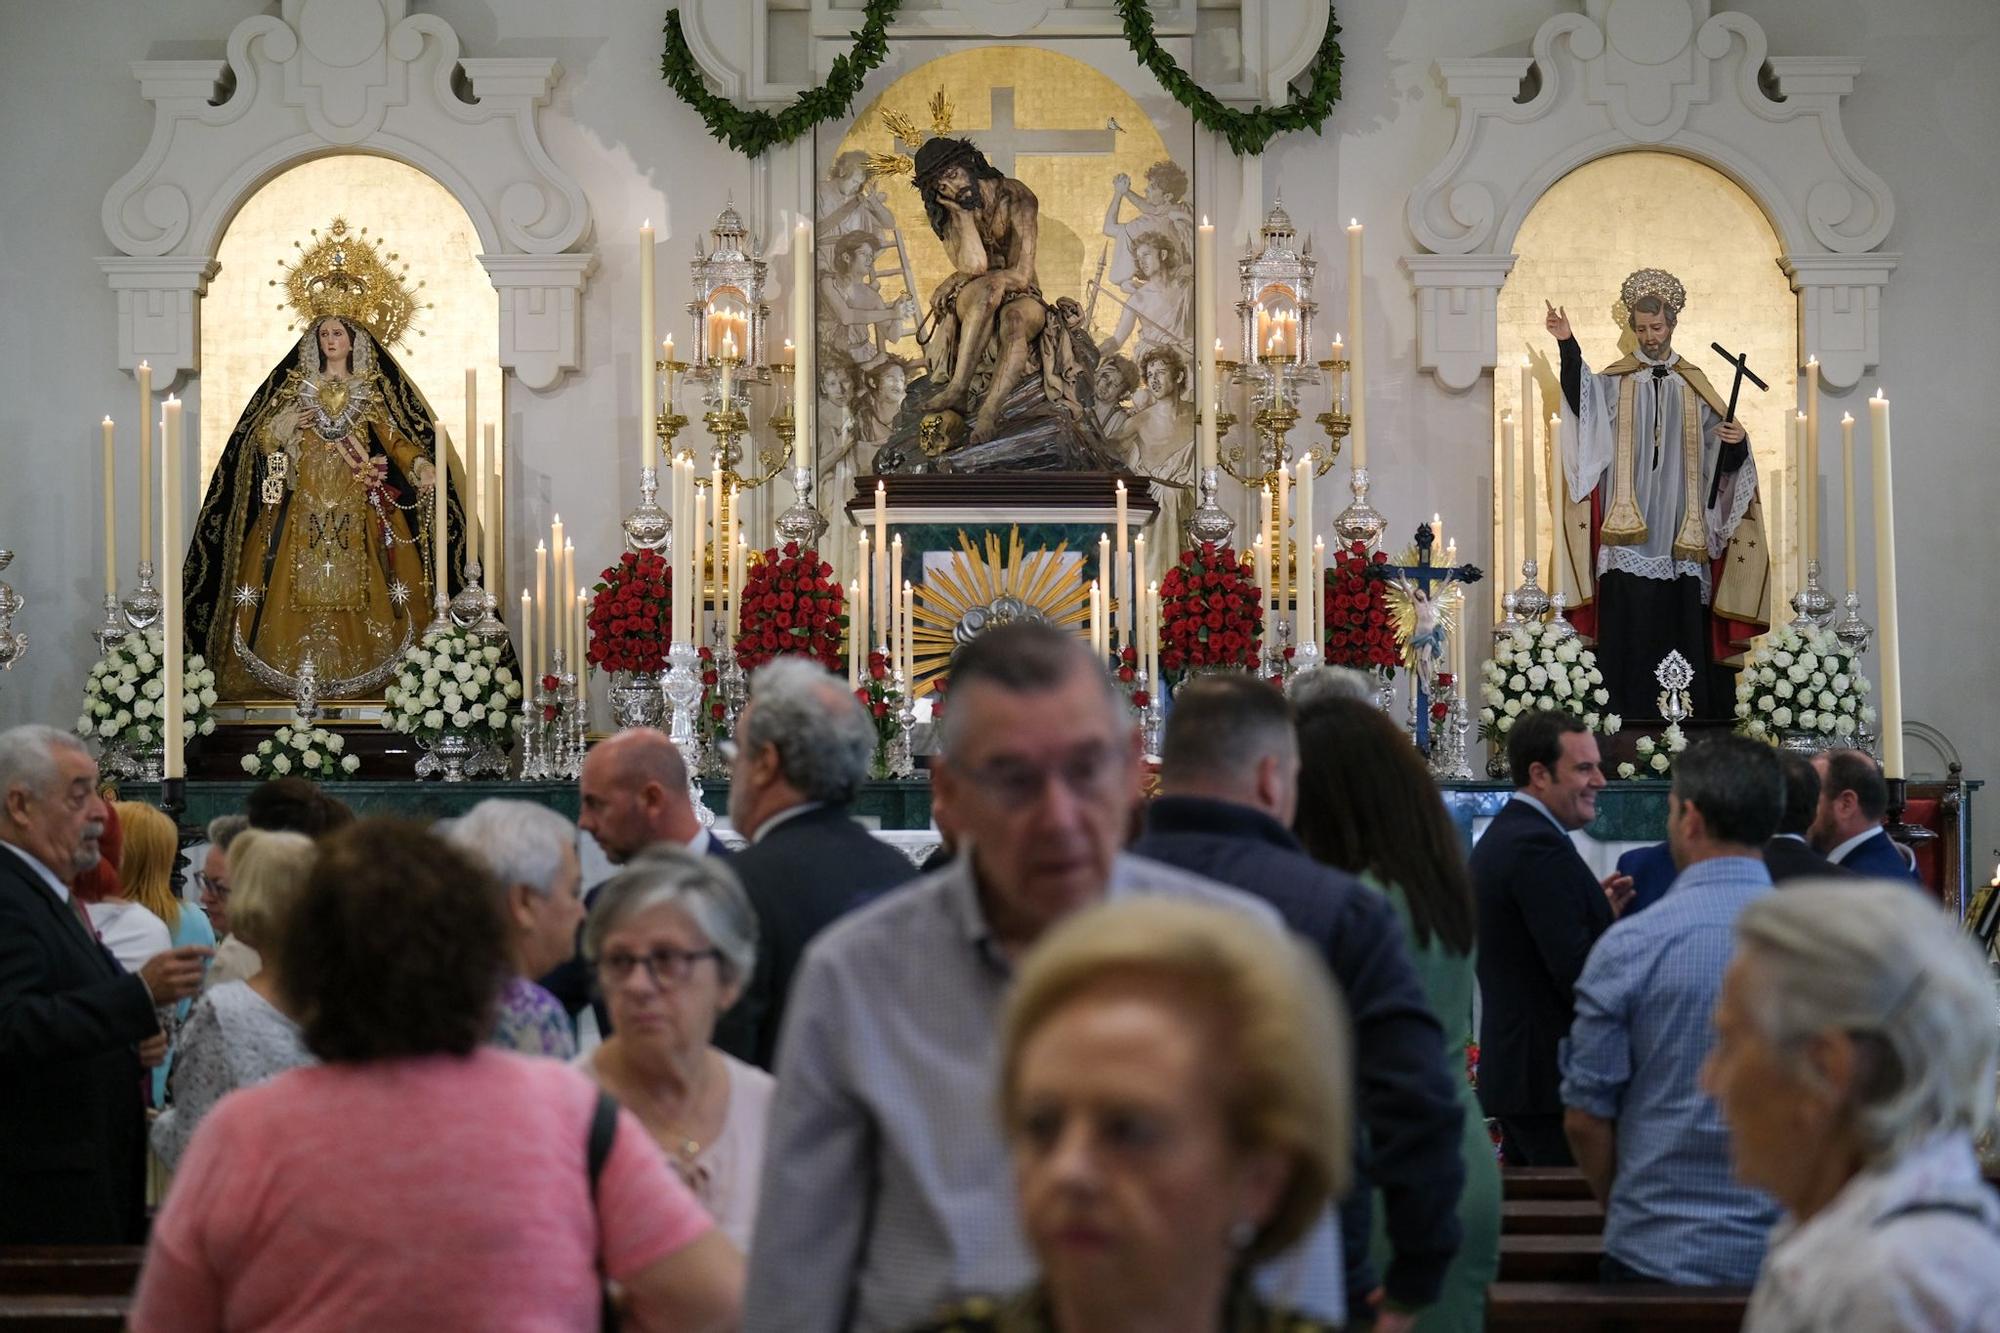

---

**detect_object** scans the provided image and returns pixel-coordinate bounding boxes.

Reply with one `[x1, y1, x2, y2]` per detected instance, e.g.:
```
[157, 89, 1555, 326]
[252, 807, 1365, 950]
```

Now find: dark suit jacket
[1132, 796, 1465, 1311]
[713, 804, 917, 1070]
[539, 832, 732, 1034]
[1472, 799, 1614, 1119]
[1764, 834, 1855, 885]
[1614, 842, 1677, 917]
[0, 843, 158, 1243]
[1832, 827, 1920, 883]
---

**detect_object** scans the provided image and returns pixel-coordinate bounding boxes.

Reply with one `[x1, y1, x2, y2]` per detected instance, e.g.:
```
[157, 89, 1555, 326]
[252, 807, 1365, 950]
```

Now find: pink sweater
[132, 1048, 711, 1331]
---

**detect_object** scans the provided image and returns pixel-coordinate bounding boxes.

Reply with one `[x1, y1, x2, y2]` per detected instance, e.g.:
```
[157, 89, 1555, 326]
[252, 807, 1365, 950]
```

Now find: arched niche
[1493, 151, 1795, 599]
[1401, 0, 1897, 393]
[99, 0, 594, 394]
[199, 154, 503, 487]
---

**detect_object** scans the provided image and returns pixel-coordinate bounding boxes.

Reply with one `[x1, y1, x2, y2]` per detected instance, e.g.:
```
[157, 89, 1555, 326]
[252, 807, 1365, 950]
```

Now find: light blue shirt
[1560, 855, 1781, 1285]
[1510, 791, 1571, 836]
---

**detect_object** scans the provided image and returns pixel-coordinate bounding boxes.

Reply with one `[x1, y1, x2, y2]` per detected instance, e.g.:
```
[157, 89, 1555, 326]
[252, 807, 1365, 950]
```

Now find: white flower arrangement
[1617, 722, 1690, 780]
[1734, 625, 1872, 745]
[76, 629, 217, 752]
[241, 725, 361, 780]
[382, 627, 521, 746]
[1478, 620, 1622, 743]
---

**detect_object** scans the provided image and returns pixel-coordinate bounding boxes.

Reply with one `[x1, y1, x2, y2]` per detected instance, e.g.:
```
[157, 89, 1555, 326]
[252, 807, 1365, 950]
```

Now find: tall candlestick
[901, 578, 914, 685]
[576, 589, 589, 682]
[1196, 217, 1217, 470]
[432, 425, 450, 603]
[137, 362, 153, 559]
[1346, 221, 1366, 468]
[856, 533, 871, 665]
[561, 538, 576, 670]
[793, 218, 814, 476]
[535, 541, 549, 679]
[1275, 463, 1291, 615]
[891, 533, 904, 658]
[641, 220, 658, 471]
[491, 422, 506, 591]
[1840, 412, 1858, 593]
[847, 580, 861, 687]
[1090, 580, 1105, 659]
[1296, 450, 1314, 620]
[692, 485, 707, 645]
[1805, 356, 1820, 565]
[1547, 413, 1560, 567]
[1868, 391, 1903, 779]
[1770, 467, 1788, 615]
[161, 395, 184, 779]
[1145, 579, 1160, 686]
[482, 423, 500, 578]
[1098, 530, 1112, 652]
[520, 588, 535, 682]
[873, 481, 889, 648]
[1310, 537, 1326, 658]
[1794, 412, 1811, 588]
[465, 366, 478, 488]
[1132, 532, 1147, 659]
[101, 417, 117, 598]
[1114, 480, 1129, 651]
[1252, 532, 1267, 613]
[720, 332, 736, 405]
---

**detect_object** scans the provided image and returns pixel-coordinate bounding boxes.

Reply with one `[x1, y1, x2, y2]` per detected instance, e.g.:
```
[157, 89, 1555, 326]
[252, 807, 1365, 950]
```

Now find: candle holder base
[774, 466, 830, 546]
[1332, 467, 1387, 552]
[92, 593, 128, 656]
[624, 466, 672, 553]
[1184, 468, 1236, 547]
[1544, 591, 1576, 641]
[1495, 590, 1522, 631]
[122, 560, 163, 632]
[1788, 560, 1837, 632]
[1510, 558, 1552, 621]
[1833, 590, 1873, 657]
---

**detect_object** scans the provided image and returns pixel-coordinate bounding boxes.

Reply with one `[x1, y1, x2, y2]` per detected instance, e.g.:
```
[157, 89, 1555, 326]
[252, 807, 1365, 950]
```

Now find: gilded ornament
[271, 217, 431, 347]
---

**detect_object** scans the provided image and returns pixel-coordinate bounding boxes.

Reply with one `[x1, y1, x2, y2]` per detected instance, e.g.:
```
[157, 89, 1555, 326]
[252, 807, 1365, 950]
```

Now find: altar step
[184, 722, 425, 781]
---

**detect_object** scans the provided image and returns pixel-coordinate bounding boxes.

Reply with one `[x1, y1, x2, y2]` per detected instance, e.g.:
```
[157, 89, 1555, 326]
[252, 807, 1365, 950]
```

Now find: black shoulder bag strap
[588, 1089, 622, 1332]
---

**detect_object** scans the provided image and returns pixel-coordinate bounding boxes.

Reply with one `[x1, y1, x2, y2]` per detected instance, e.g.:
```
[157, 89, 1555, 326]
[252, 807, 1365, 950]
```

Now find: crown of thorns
[1620, 268, 1686, 316]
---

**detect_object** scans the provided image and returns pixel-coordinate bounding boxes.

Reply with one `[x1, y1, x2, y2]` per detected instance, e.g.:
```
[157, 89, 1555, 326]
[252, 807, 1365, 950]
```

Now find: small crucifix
[1369, 525, 1483, 755]
[1707, 341, 1769, 506]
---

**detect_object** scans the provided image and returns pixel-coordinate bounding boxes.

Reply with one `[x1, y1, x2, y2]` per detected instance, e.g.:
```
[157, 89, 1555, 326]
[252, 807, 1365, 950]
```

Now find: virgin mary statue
[186, 224, 466, 701]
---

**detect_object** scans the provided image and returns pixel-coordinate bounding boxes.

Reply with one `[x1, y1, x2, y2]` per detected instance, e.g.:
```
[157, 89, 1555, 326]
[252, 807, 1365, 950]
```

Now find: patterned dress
[150, 981, 313, 1170]
[490, 976, 576, 1060]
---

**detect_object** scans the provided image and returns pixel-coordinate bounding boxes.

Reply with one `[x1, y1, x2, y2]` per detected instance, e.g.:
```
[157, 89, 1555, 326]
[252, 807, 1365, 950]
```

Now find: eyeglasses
[193, 872, 230, 900]
[958, 744, 1128, 808]
[597, 946, 722, 987]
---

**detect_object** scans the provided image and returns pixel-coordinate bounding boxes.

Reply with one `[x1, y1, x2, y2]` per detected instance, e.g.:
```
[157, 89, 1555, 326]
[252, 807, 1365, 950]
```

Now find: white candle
[720, 332, 736, 406]
[1146, 579, 1161, 685]
[692, 485, 707, 645]
[732, 533, 746, 643]
[1547, 413, 1560, 566]
[1090, 580, 1105, 659]
[1346, 220, 1366, 469]
[433, 425, 451, 604]
[1114, 480, 1129, 651]
[521, 588, 535, 684]
[561, 538, 576, 669]
[1297, 449, 1314, 615]
[663, 336, 677, 416]
[161, 395, 184, 779]
[137, 362, 152, 560]
[1252, 532, 1267, 612]
[1869, 391, 1903, 779]
[577, 589, 590, 682]
[1196, 217, 1217, 470]
[1310, 537, 1326, 659]
[891, 533, 904, 659]
[535, 540, 548, 678]
[901, 578, 914, 684]
[1805, 356, 1820, 565]
[1794, 412, 1810, 588]
[1501, 411, 1518, 577]
[101, 417, 117, 598]
[793, 218, 814, 476]
[1841, 412, 1858, 593]
[641, 220, 658, 472]
[874, 481, 889, 648]
[491, 423, 506, 591]
[856, 533, 871, 666]
[1132, 532, 1147, 662]
[1770, 467, 1788, 616]
[847, 580, 861, 687]
[483, 423, 500, 579]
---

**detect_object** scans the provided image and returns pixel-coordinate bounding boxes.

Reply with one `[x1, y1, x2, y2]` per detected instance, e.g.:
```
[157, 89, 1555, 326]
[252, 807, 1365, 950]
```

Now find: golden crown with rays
[909, 528, 1093, 695]
[1619, 267, 1687, 318]
[862, 88, 957, 182]
[270, 217, 430, 348]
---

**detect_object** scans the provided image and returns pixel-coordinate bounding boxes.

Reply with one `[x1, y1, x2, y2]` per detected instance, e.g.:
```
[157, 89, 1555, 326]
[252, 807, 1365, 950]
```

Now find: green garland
[660, 0, 900, 159]
[1118, 0, 1344, 157]
[660, 1, 1342, 160]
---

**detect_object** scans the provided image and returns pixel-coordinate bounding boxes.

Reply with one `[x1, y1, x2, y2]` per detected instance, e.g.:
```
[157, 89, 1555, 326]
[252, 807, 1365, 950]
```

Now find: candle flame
[1807, 354, 1818, 365]
[1842, 411, 1854, 423]
[1521, 355, 1531, 367]
[643, 218, 651, 230]
[102, 415, 112, 424]
[1201, 215, 1211, 228]
[1874, 388, 1886, 400]
[1349, 218, 1360, 228]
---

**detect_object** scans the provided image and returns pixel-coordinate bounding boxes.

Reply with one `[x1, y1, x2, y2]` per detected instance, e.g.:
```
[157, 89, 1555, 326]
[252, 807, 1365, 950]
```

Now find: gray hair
[206, 813, 251, 853]
[439, 799, 577, 899]
[1288, 666, 1377, 710]
[936, 621, 1127, 758]
[582, 845, 758, 985]
[0, 725, 90, 803]
[745, 657, 875, 805]
[1734, 880, 2000, 1163]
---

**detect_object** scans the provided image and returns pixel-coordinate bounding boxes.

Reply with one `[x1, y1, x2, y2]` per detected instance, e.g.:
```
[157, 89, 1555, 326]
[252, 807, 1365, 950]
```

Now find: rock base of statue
[871, 370, 1124, 475]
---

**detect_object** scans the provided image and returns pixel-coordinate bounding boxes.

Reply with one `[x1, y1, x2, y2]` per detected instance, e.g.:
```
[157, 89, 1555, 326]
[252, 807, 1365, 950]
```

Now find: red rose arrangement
[735, 542, 847, 673]
[1322, 541, 1400, 674]
[1430, 671, 1455, 727]
[1158, 543, 1263, 681]
[586, 550, 671, 674]
[1113, 645, 1151, 709]
[852, 650, 903, 775]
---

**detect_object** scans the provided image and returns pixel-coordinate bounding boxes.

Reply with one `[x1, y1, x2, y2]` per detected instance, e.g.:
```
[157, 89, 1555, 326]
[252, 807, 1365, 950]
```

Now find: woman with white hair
[1704, 880, 2000, 1331]
[440, 799, 584, 1060]
[575, 846, 773, 1251]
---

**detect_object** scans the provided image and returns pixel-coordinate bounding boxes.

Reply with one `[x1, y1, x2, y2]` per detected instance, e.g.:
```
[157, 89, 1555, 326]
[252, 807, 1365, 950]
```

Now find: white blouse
[86, 899, 171, 972]
[1744, 1133, 2000, 1332]
[150, 981, 314, 1170]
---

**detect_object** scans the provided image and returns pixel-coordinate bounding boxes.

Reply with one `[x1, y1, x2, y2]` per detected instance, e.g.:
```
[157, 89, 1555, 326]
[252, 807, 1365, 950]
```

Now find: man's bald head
[578, 727, 700, 863]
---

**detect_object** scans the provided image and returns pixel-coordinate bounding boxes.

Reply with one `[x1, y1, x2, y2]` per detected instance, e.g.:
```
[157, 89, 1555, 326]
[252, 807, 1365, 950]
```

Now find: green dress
[1365, 876, 1501, 1333]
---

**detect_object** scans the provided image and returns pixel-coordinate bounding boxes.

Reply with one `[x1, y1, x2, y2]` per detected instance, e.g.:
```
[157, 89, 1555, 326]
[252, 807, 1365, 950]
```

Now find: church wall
[0, 0, 1992, 865]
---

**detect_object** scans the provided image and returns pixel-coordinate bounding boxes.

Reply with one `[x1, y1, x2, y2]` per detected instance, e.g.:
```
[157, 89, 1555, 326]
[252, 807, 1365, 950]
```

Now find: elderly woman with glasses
[1704, 880, 2000, 1331]
[575, 845, 774, 1251]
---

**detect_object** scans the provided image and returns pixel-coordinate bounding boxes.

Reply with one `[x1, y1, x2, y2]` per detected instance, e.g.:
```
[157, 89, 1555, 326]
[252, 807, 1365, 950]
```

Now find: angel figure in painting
[184, 220, 465, 701]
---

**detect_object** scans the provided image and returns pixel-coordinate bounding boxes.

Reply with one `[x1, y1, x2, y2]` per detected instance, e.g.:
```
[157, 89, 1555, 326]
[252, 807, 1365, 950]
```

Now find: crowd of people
[0, 622, 1990, 1332]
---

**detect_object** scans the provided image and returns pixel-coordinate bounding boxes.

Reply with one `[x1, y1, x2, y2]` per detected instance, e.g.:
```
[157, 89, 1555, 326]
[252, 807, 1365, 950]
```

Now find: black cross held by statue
[1707, 342, 1769, 506]
[1367, 525, 1483, 754]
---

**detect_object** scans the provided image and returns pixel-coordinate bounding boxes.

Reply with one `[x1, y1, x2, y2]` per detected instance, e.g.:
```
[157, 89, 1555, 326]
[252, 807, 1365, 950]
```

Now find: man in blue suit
[1809, 748, 1920, 884]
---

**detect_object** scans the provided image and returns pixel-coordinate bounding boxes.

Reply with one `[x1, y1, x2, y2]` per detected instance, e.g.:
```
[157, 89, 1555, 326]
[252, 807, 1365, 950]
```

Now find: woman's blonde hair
[113, 801, 180, 932]
[227, 828, 317, 954]
[1001, 897, 1352, 1263]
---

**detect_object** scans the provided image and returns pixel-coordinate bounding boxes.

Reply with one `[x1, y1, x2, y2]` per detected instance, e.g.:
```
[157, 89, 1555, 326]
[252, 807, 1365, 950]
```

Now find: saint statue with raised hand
[185, 220, 466, 701]
[1547, 268, 1769, 721]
